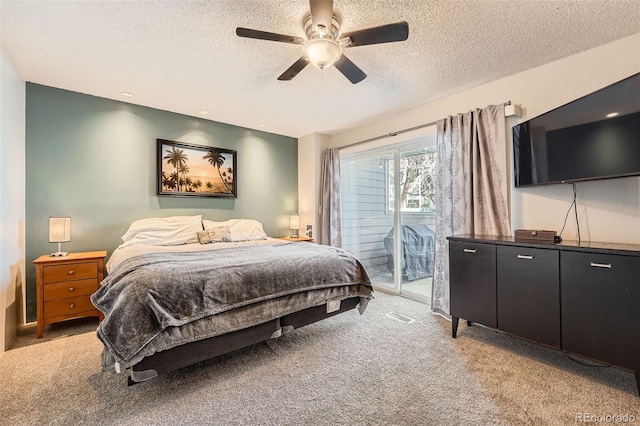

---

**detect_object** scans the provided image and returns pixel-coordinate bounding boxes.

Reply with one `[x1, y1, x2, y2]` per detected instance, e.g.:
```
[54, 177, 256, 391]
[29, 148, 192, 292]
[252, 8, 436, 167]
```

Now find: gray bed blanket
[91, 243, 373, 369]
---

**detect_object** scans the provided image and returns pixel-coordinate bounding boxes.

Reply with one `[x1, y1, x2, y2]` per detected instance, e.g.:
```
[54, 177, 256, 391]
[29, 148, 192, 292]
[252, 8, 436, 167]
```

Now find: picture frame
[157, 139, 237, 198]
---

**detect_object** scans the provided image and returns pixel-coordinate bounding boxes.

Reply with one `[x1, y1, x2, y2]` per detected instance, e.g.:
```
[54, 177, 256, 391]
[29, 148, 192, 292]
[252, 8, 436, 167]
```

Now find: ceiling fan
[235, 0, 409, 84]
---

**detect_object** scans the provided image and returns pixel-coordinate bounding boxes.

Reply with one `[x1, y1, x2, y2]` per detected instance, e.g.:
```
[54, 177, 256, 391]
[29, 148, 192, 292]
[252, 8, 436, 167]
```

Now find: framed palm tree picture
[157, 139, 237, 198]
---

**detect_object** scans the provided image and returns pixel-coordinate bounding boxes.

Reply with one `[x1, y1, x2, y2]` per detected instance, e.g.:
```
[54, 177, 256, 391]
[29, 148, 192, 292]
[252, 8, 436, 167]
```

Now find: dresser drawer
[44, 296, 97, 319]
[497, 245, 560, 347]
[450, 241, 497, 328]
[43, 278, 98, 301]
[43, 261, 97, 283]
[561, 251, 640, 370]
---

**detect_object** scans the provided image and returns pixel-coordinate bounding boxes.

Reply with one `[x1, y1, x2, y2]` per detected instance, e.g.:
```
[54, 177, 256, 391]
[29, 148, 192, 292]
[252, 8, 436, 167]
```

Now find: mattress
[92, 238, 374, 371]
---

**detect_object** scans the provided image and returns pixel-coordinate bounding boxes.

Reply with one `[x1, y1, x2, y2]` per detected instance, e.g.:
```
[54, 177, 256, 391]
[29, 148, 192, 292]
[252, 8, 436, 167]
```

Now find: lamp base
[50, 242, 68, 257]
[291, 229, 299, 238]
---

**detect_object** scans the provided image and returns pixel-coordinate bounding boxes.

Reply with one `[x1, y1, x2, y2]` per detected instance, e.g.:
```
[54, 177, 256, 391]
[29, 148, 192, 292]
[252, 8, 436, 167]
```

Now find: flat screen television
[512, 73, 640, 187]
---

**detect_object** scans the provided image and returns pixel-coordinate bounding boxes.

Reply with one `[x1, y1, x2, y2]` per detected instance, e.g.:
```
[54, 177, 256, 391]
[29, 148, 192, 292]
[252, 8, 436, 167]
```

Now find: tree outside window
[387, 148, 436, 213]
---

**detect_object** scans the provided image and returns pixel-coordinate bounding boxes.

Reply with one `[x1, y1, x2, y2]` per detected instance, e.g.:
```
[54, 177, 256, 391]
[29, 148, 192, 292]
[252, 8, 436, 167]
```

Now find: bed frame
[127, 296, 361, 385]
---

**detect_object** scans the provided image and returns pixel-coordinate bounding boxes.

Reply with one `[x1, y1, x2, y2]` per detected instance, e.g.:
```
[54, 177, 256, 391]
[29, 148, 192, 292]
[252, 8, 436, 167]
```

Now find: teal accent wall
[25, 83, 298, 321]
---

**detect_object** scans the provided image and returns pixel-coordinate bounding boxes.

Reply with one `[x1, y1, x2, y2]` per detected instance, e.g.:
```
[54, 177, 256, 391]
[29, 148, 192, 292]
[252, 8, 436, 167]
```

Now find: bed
[91, 216, 374, 384]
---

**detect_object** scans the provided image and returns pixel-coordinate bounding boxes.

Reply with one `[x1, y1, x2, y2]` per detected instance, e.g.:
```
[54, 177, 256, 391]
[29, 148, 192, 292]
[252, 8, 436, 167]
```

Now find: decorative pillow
[196, 231, 212, 245]
[209, 225, 232, 242]
[120, 215, 203, 247]
[202, 219, 267, 241]
[196, 226, 231, 244]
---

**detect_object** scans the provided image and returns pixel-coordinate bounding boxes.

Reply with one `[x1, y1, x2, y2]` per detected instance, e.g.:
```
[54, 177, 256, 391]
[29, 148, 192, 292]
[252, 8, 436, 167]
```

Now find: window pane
[388, 148, 436, 213]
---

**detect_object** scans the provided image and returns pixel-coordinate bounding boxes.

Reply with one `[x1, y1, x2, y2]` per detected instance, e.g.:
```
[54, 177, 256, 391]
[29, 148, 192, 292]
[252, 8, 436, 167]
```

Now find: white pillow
[202, 218, 267, 241]
[202, 219, 231, 230]
[121, 215, 203, 247]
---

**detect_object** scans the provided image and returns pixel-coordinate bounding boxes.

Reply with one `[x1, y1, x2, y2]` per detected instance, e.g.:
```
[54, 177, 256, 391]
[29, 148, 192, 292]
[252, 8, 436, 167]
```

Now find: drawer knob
[463, 248, 477, 253]
[68, 270, 75, 275]
[69, 287, 75, 292]
[517, 255, 534, 260]
[69, 303, 75, 309]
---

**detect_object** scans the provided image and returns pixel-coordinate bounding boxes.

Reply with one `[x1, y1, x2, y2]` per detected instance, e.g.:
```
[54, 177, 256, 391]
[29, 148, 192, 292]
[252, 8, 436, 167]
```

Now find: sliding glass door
[341, 151, 396, 292]
[395, 144, 436, 302]
[340, 131, 436, 304]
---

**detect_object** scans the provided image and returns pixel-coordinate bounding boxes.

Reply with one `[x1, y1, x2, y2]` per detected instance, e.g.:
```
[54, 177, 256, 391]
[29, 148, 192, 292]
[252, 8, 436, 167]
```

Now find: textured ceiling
[1, 0, 639, 138]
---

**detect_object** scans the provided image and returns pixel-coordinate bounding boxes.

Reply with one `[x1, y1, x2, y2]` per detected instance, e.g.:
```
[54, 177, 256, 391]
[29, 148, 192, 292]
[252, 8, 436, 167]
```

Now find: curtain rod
[338, 101, 512, 151]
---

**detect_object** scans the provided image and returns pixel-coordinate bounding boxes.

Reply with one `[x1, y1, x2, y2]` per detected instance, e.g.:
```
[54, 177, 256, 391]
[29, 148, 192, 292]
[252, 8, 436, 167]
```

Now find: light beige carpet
[1, 292, 637, 425]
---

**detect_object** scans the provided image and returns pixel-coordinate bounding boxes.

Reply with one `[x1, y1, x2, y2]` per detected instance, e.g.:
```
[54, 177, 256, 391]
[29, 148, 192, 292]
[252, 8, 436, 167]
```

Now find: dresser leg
[452, 316, 459, 338]
[37, 322, 43, 339]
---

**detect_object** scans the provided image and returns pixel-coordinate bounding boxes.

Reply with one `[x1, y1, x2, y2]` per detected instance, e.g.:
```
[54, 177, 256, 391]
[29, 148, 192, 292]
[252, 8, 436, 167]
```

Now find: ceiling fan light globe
[304, 38, 342, 69]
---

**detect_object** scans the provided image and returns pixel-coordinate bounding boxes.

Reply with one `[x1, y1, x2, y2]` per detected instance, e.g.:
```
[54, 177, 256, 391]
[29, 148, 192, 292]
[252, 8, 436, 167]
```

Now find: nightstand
[279, 236, 314, 242]
[33, 251, 107, 338]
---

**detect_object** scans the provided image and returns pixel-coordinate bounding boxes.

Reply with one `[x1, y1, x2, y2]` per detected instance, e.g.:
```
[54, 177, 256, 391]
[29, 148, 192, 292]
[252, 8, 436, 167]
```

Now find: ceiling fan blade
[309, 0, 333, 31]
[236, 27, 305, 45]
[278, 57, 310, 81]
[341, 21, 409, 47]
[334, 54, 367, 84]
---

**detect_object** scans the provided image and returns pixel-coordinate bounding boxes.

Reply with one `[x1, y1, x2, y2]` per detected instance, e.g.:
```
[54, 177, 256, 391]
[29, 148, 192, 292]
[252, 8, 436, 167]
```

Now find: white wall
[319, 34, 640, 245]
[297, 133, 329, 240]
[0, 47, 26, 354]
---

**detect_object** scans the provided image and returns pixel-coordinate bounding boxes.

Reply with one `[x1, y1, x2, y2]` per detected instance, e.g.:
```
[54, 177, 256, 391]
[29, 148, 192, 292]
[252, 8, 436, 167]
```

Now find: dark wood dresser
[448, 235, 640, 395]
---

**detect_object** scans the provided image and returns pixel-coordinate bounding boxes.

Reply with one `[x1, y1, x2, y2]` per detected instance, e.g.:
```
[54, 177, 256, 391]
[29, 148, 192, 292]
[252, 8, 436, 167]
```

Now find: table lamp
[49, 216, 71, 257]
[289, 214, 300, 238]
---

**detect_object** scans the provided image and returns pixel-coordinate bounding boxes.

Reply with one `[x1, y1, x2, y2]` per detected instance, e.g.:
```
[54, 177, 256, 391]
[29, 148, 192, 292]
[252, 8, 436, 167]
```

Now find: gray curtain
[319, 148, 342, 247]
[432, 104, 511, 315]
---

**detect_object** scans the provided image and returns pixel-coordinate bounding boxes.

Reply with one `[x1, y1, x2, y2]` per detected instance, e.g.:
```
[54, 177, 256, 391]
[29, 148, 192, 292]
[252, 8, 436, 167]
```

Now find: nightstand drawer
[43, 278, 98, 301]
[43, 262, 97, 283]
[44, 296, 96, 319]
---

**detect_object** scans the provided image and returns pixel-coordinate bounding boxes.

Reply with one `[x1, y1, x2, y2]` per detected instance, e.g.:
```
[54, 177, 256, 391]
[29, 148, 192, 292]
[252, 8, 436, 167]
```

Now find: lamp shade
[304, 38, 342, 69]
[289, 214, 300, 230]
[49, 217, 71, 243]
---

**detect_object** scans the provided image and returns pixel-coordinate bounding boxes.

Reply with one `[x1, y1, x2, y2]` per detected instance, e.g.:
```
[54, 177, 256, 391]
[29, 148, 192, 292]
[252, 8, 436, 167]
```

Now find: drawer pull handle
[68, 270, 75, 275]
[69, 303, 75, 309]
[590, 262, 612, 269]
[69, 287, 75, 292]
[463, 249, 477, 253]
[517, 255, 534, 260]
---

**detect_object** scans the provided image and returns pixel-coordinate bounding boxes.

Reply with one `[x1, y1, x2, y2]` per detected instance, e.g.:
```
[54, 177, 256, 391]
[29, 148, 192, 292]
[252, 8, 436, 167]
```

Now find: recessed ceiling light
[606, 112, 619, 118]
[120, 92, 134, 97]
[257, 123, 266, 128]
[199, 110, 209, 115]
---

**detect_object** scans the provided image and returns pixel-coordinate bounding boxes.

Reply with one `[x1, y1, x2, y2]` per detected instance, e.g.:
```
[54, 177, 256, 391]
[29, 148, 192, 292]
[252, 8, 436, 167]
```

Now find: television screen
[513, 73, 640, 187]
